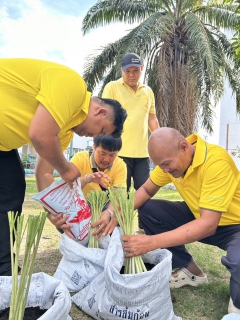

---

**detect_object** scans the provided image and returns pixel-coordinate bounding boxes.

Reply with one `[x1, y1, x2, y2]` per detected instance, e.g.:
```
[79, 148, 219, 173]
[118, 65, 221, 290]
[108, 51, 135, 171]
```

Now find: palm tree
[232, 3, 240, 68]
[82, 0, 240, 136]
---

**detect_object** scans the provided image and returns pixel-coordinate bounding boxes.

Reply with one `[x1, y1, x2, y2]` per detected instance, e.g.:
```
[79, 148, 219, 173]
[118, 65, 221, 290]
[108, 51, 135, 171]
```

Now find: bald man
[106, 127, 240, 315]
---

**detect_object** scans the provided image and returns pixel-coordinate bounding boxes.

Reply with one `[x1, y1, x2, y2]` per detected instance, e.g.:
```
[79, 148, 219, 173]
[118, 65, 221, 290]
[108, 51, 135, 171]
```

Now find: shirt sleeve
[36, 68, 87, 129]
[148, 87, 156, 115]
[102, 82, 115, 99]
[150, 165, 172, 186]
[199, 159, 239, 212]
[59, 131, 74, 152]
[111, 159, 127, 188]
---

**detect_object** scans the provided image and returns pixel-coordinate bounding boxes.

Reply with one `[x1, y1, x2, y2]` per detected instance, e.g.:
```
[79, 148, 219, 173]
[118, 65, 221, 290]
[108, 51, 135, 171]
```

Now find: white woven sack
[54, 233, 110, 292]
[72, 227, 181, 320]
[222, 315, 240, 320]
[0, 272, 72, 320]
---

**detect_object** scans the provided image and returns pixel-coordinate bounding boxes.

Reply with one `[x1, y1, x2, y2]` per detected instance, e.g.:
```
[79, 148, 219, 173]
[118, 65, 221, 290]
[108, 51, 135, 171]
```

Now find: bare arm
[29, 103, 80, 184]
[35, 156, 74, 238]
[134, 178, 160, 209]
[35, 156, 55, 191]
[148, 113, 159, 133]
[122, 208, 222, 257]
[80, 171, 110, 189]
[35, 161, 110, 238]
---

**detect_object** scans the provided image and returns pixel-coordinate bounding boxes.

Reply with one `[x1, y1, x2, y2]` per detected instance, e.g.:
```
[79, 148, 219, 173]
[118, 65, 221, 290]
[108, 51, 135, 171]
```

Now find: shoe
[169, 267, 208, 288]
[228, 298, 240, 314]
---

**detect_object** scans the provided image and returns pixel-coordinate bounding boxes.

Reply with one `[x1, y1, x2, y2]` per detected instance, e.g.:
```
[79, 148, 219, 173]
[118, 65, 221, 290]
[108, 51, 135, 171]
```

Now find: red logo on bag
[68, 205, 91, 224]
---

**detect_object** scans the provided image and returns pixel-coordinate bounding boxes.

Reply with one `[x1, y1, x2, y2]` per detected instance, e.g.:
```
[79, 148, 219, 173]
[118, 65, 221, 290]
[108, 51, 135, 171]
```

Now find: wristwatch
[107, 208, 114, 218]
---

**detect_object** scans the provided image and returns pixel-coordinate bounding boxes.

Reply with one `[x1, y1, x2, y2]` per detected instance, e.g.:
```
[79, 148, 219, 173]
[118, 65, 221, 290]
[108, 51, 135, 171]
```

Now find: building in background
[200, 79, 240, 170]
[65, 135, 93, 160]
[18, 135, 93, 175]
[218, 81, 240, 169]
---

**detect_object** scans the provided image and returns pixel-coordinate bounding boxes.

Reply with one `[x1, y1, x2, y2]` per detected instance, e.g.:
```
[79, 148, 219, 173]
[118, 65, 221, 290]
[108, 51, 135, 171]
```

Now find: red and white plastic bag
[32, 178, 91, 246]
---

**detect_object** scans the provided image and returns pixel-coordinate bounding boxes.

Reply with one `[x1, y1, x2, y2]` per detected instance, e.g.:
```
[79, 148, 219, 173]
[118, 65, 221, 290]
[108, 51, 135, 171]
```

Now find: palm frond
[98, 65, 121, 96]
[83, 42, 123, 91]
[82, 0, 164, 35]
[185, 12, 216, 82]
[82, 0, 240, 135]
[195, 4, 239, 29]
[197, 90, 216, 133]
[83, 12, 173, 91]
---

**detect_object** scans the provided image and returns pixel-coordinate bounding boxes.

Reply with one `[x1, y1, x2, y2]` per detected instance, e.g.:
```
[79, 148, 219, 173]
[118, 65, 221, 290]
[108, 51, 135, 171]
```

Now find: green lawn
[22, 179, 229, 320]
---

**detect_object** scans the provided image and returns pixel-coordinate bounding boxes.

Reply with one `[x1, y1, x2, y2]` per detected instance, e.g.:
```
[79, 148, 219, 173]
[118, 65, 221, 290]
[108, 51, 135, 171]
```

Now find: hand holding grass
[82, 171, 110, 189]
[91, 209, 111, 239]
[103, 213, 119, 236]
[108, 186, 147, 274]
[122, 234, 152, 257]
[87, 190, 109, 248]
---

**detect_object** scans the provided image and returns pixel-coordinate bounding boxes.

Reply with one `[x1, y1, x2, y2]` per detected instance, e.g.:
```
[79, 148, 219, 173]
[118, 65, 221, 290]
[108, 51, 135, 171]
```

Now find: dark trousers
[119, 157, 150, 191]
[139, 199, 240, 309]
[0, 150, 26, 276]
[119, 157, 150, 229]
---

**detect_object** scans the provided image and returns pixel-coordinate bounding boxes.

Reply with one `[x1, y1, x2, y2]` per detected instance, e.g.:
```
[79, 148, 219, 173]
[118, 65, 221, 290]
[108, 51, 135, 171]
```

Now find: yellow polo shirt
[0, 58, 91, 151]
[102, 78, 156, 157]
[71, 151, 127, 198]
[150, 134, 240, 226]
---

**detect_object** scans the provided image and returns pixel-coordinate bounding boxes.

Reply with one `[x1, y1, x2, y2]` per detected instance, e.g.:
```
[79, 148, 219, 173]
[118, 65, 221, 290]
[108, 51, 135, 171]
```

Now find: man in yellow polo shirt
[0, 58, 127, 276]
[70, 135, 126, 237]
[102, 53, 159, 193]
[112, 127, 240, 315]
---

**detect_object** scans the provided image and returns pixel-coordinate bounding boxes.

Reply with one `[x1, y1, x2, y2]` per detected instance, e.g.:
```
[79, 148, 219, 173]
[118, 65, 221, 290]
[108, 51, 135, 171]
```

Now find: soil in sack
[0, 307, 47, 319]
[120, 262, 155, 274]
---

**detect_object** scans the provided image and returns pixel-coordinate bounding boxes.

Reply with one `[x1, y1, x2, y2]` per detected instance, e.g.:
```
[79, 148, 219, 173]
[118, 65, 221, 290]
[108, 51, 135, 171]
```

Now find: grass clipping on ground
[108, 187, 147, 274]
[8, 211, 47, 320]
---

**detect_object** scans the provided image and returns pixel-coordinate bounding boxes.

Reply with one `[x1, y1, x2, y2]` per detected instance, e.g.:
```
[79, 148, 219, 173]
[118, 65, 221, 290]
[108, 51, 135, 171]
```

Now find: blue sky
[0, 0, 132, 75]
[2, 0, 97, 20]
[41, 0, 97, 16]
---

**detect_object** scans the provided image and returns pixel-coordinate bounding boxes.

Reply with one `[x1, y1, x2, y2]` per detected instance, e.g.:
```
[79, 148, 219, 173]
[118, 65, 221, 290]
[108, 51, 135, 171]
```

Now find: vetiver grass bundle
[87, 190, 108, 248]
[108, 187, 147, 274]
[8, 211, 47, 320]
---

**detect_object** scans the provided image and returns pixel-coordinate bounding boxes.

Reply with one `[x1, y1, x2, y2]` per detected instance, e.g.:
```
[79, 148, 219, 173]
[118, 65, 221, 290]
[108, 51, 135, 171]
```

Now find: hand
[103, 214, 119, 236]
[88, 171, 110, 188]
[122, 234, 150, 257]
[59, 162, 80, 188]
[47, 212, 74, 239]
[91, 210, 110, 239]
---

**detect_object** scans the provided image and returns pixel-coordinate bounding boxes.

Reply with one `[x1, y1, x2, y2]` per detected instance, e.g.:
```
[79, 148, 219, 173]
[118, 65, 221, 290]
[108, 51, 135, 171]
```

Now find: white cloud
[0, 0, 134, 75]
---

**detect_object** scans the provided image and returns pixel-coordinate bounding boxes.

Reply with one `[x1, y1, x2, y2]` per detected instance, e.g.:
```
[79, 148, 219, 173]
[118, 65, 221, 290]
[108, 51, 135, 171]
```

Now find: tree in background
[82, 0, 240, 136]
[228, 1, 240, 69]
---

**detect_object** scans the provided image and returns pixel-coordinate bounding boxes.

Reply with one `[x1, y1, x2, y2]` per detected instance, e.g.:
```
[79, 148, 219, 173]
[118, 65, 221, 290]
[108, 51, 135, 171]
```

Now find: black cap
[121, 53, 142, 70]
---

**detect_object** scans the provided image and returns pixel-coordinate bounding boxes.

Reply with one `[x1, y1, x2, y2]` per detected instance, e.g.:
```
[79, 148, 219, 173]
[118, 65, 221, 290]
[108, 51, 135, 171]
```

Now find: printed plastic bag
[32, 178, 91, 245]
[72, 227, 181, 320]
[54, 233, 110, 292]
[0, 272, 72, 320]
